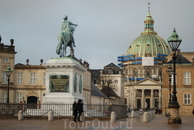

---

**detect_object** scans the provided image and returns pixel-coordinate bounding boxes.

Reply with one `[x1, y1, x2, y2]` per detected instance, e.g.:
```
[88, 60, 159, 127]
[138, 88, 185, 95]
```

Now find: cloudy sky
[0, 0, 193, 69]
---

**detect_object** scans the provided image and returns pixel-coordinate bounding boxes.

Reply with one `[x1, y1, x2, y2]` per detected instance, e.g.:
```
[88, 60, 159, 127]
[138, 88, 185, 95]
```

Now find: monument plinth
[42, 57, 86, 103]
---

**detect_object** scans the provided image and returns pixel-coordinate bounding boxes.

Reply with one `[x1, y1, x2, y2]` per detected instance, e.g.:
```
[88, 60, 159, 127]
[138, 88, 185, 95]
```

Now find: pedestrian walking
[192, 109, 194, 116]
[72, 101, 77, 122]
[77, 99, 84, 122]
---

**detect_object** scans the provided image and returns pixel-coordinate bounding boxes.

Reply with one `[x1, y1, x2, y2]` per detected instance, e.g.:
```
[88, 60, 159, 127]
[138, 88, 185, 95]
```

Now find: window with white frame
[2, 93, 7, 103]
[2, 72, 7, 84]
[43, 73, 46, 85]
[3, 58, 9, 62]
[16, 93, 23, 103]
[17, 73, 23, 85]
[184, 93, 191, 105]
[30, 73, 36, 85]
[184, 72, 191, 85]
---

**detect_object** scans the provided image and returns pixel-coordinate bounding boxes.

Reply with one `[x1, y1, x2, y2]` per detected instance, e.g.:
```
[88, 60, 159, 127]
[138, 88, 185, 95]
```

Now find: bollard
[18, 110, 23, 121]
[48, 110, 54, 121]
[131, 110, 135, 117]
[143, 111, 155, 123]
[110, 111, 116, 123]
[143, 112, 149, 123]
[80, 112, 85, 121]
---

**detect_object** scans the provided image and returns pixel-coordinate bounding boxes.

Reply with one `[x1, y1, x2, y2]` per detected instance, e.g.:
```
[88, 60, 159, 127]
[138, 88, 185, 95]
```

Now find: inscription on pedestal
[49, 75, 69, 92]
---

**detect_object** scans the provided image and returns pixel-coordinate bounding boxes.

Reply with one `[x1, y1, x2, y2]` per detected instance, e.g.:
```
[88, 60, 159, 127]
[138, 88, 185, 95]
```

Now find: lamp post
[5, 66, 13, 103]
[167, 28, 182, 124]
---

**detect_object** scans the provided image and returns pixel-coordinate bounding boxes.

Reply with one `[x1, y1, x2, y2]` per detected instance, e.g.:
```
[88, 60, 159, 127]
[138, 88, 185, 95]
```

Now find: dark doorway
[146, 99, 150, 109]
[27, 96, 37, 109]
[137, 99, 141, 108]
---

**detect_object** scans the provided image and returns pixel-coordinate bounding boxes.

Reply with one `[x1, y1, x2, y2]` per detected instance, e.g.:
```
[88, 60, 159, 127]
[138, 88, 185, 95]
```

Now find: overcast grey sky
[0, 0, 193, 69]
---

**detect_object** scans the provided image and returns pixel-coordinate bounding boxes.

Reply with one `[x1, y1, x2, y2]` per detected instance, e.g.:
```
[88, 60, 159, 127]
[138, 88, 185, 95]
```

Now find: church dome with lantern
[125, 11, 170, 57]
[118, 6, 171, 83]
[118, 9, 171, 69]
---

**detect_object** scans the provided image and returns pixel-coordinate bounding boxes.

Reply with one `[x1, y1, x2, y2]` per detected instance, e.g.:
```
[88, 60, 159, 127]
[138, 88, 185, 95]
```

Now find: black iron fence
[0, 103, 127, 118]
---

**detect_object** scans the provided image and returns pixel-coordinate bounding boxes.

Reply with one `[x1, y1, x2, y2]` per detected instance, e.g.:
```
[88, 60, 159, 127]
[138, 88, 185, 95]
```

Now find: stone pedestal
[168, 108, 181, 124]
[42, 57, 86, 104]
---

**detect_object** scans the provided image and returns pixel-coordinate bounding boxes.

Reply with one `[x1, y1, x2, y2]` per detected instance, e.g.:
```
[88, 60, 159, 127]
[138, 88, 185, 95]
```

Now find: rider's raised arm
[69, 21, 77, 26]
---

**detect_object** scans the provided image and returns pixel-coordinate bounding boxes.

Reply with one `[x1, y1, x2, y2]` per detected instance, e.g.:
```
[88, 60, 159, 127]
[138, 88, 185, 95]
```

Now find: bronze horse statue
[56, 15, 77, 57]
[56, 31, 75, 57]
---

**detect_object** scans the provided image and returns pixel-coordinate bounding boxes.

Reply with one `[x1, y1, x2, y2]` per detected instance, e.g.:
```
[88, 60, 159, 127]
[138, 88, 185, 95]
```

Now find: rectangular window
[184, 72, 191, 85]
[30, 73, 36, 85]
[2, 72, 7, 84]
[3, 58, 9, 62]
[2, 93, 7, 103]
[16, 93, 23, 103]
[43, 73, 46, 85]
[184, 93, 191, 105]
[17, 73, 23, 85]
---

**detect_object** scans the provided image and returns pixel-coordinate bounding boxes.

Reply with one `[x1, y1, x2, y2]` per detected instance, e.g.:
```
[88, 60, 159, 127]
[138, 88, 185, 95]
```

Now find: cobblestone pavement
[0, 115, 194, 130]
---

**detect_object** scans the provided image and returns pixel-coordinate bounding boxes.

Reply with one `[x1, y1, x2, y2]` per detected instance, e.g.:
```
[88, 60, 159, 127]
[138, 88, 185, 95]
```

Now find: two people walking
[72, 99, 84, 122]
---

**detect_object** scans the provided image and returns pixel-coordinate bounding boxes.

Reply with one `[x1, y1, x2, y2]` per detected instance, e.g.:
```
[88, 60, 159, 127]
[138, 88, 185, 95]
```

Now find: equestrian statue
[56, 15, 77, 57]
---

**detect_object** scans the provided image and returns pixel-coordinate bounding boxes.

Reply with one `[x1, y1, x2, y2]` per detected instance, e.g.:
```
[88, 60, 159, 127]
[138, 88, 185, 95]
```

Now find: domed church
[118, 5, 171, 109]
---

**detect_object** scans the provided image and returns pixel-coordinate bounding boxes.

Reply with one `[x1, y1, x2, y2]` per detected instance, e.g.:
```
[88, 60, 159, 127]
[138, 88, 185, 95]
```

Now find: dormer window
[108, 69, 113, 74]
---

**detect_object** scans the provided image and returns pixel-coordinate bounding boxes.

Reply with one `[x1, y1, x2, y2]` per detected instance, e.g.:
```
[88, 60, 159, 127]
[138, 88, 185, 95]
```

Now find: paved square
[0, 115, 194, 130]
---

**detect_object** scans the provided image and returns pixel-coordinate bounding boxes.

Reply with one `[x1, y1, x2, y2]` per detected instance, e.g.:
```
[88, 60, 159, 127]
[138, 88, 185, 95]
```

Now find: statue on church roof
[56, 15, 77, 57]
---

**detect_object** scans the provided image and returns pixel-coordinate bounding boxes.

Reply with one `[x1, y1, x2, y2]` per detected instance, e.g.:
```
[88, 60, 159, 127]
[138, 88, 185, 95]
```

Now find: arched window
[133, 68, 138, 78]
[146, 68, 151, 78]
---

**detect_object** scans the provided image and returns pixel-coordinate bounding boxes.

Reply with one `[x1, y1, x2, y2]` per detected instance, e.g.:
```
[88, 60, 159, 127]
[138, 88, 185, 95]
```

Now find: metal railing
[0, 103, 127, 118]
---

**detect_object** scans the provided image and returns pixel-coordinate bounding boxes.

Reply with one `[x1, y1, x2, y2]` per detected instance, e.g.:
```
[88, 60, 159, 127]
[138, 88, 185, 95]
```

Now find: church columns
[150, 89, 154, 108]
[133, 89, 136, 108]
[128, 89, 131, 107]
[158, 89, 162, 108]
[129, 87, 161, 109]
[141, 89, 145, 108]
[128, 88, 131, 107]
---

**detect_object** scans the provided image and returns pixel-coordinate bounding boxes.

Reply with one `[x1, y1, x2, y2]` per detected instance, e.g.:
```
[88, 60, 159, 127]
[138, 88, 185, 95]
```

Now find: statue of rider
[61, 15, 77, 47]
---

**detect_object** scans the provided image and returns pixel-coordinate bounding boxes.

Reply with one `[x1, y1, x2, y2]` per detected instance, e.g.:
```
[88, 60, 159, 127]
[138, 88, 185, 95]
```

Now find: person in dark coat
[72, 101, 77, 122]
[192, 109, 194, 116]
[77, 99, 84, 122]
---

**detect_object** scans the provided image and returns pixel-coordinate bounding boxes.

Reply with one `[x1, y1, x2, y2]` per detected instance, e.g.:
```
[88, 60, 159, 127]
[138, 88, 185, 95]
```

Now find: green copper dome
[126, 12, 171, 57]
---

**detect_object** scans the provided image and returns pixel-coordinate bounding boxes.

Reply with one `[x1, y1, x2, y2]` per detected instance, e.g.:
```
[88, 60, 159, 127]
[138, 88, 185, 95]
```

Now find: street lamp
[167, 28, 182, 124]
[166, 66, 173, 105]
[5, 66, 13, 103]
